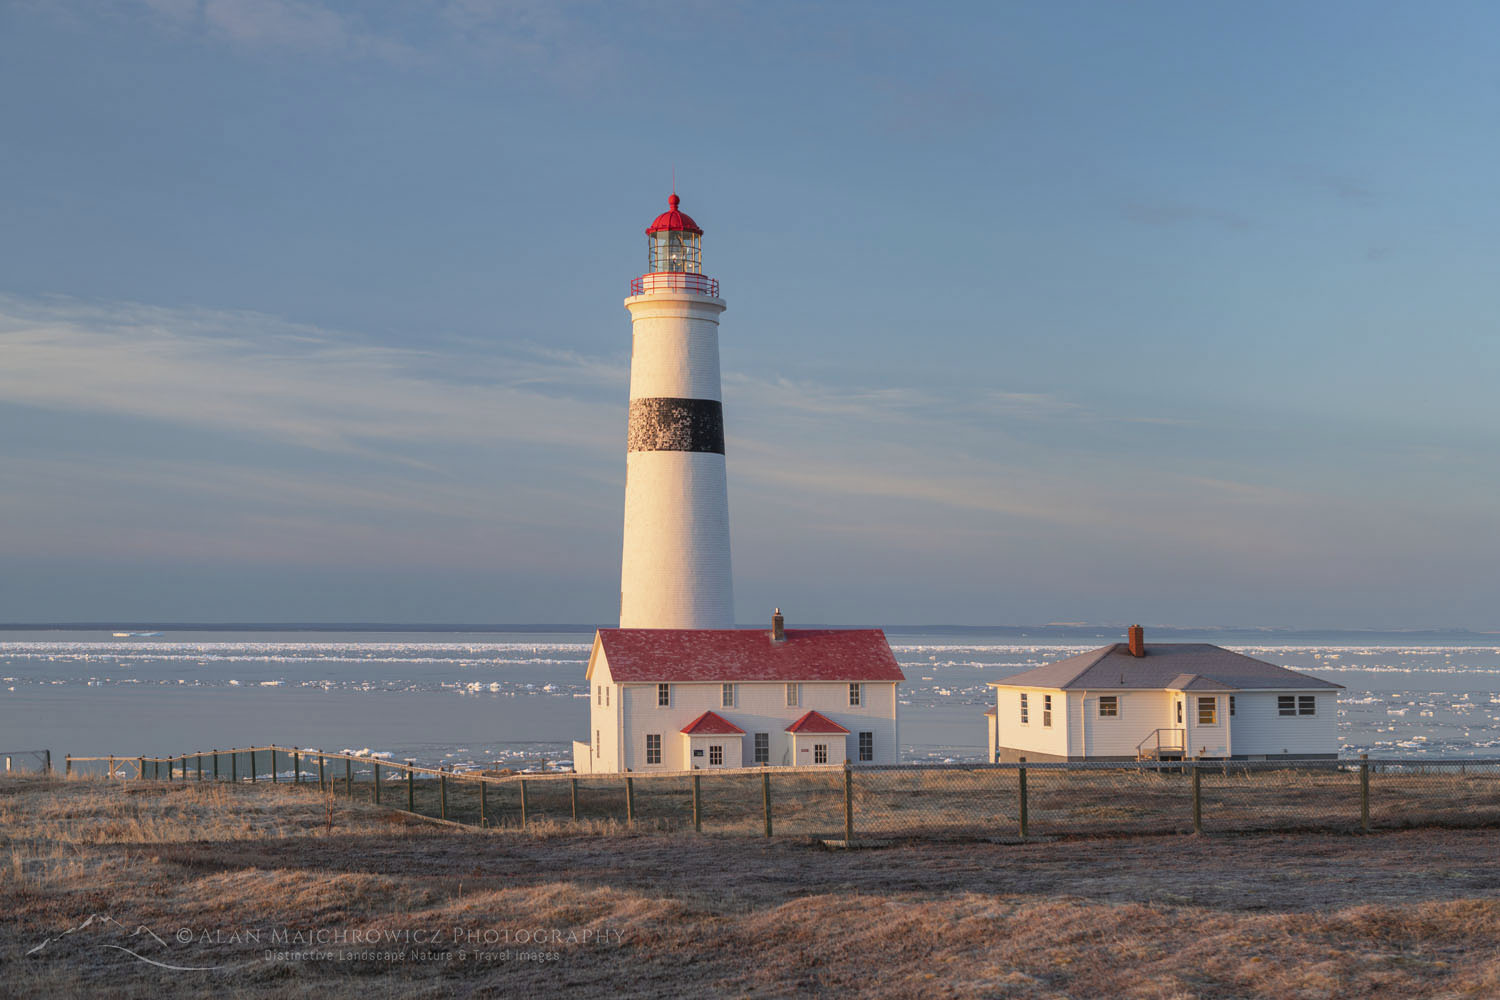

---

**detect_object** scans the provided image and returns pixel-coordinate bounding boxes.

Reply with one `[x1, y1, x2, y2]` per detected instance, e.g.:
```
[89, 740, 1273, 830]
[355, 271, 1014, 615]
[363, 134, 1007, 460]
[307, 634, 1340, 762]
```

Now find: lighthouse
[618, 194, 734, 628]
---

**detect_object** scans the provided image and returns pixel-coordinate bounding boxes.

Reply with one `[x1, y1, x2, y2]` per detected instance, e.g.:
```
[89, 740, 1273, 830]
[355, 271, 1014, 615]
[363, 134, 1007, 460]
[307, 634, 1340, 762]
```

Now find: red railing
[630, 272, 719, 297]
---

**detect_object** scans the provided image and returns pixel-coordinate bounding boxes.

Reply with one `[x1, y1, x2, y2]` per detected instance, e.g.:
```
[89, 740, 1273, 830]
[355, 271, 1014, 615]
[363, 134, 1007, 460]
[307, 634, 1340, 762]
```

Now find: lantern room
[646, 194, 703, 273]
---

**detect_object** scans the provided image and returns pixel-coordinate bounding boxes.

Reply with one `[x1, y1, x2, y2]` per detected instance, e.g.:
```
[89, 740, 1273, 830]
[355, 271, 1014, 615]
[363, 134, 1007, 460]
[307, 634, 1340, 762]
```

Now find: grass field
[5, 774, 1500, 998]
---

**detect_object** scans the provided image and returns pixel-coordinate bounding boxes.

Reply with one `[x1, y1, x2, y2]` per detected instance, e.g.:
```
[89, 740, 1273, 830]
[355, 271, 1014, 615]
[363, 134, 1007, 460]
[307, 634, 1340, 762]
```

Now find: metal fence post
[1018, 757, 1028, 840]
[45, 750, 51, 775]
[570, 777, 578, 823]
[373, 763, 380, 804]
[270, 748, 278, 783]
[197, 753, 203, 781]
[318, 755, 325, 792]
[763, 770, 772, 837]
[230, 751, 237, 783]
[1192, 763, 1202, 834]
[692, 773, 702, 833]
[213, 750, 219, 781]
[345, 758, 352, 798]
[843, 760, 854, 842]
[625, 775, 635, 826]
[293, 752, 300, 785]
[250, 750, 257, 783]
[1360, 753, 1370, 832]
[520, 779, 529, 828]
[66, 754, 73, 778]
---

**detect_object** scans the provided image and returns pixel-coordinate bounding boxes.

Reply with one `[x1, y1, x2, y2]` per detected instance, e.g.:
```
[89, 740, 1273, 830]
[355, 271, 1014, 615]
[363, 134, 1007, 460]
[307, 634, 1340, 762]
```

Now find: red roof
[785, 710, 849, 734]
[645, 193, 703, 235]
[593, 628, 904, 683]
[680, 711, 746, 736]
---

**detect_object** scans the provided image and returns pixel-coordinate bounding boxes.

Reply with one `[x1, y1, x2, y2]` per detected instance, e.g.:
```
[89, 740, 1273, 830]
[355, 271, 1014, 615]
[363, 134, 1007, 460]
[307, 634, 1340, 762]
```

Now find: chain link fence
[0, 749, 52, 774]
[52, 747, 1500, 841]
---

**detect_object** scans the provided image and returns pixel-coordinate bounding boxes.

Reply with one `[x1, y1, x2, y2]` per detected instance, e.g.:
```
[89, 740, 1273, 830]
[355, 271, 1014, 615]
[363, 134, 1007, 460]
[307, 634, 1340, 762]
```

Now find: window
[1198, 696, 1217, 725]
[1298, 695, 1317, 716]
[1019, 693, 1029, 725]
[754, 733, 769, 764]
[849, 683, 862, 706]
[1278, 695, 1296, 716]
[645, 734, 661, 765]
[786, 683, 799, 707]
[814, 743, 828, 764]
[722, 683, 734, 708]
[1043, 694, 1053, 728]
[596, 686, 601, 706]
[595, 729, 600, 756]
[1230, 695, 1236, 717]
[709, 745, 723, 766]
[858, 732, 873, 762]
[1176, 700, 1184, 724]
[606, 687, 609, 707]
[657, 683, 670, 707]
[1099, 695, 1118, 717]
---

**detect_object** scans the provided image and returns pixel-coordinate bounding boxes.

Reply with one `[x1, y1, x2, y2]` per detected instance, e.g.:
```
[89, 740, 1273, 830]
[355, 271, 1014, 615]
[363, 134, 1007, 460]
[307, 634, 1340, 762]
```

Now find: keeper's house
[573, 613, 904, 773]
[988, 626, 1342, 762]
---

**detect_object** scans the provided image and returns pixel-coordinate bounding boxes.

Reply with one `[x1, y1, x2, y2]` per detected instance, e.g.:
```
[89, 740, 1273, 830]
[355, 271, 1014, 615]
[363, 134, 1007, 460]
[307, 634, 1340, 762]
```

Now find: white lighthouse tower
[618, 194, 734, 628]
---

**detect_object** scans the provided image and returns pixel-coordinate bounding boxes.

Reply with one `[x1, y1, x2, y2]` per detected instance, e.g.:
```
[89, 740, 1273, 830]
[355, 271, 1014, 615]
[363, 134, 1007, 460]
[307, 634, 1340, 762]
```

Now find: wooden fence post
[230, 751, 237, 783]
[250, 750, 257, 784]
[479, 780, 487, 828]
[45, 750, 52, 775]
[692, 773, 702, 833]
[407, 762, 415, 812]
[625, 775, 635, 826]
[213, 750, 219, 781]
[66, 755, 73, 778]
[1018, 757, 1028, 840]
[373, 763, 380, 804]
[293, 752, 300, 785]
[318, 755, 325, 792]
[1192, 763, 1202, 834]
[570, 777, 578, 823]
[843, 760, 854, 842]
[270, 748, 277, 783]
[1360, 753, 1371, 833]
[345, 759, 352, 798]
[762, 770, 772, 837]
[440, 773, 448, 821]
[520, 779, 529, 828]
[197, 753, 202, 781]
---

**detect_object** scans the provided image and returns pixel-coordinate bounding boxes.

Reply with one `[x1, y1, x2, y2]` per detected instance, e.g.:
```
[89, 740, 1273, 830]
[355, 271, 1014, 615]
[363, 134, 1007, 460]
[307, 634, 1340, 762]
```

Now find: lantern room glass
[649, 230, 702, 273]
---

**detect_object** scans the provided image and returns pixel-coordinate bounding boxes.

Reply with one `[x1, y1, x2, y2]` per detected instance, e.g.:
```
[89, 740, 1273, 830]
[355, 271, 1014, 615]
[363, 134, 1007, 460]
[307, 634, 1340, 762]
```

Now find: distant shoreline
[0, 622, 1495, 643]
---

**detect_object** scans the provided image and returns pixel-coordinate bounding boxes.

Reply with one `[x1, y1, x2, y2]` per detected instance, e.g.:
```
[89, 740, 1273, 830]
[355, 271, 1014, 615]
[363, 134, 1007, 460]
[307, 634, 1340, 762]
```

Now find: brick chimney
[1127, 624, 1145, 657]
[771, 608, 785, 642]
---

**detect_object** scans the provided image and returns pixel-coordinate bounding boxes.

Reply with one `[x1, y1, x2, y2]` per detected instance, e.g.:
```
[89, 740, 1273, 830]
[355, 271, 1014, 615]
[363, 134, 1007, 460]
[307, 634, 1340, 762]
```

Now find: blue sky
[0, 1, 1496, 627]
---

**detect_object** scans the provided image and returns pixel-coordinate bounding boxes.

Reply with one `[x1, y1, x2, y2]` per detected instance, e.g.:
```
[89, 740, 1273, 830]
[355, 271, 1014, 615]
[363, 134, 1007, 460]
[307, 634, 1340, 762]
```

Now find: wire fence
[50, 747, 1500, 841]
[0, 749, 52, 775]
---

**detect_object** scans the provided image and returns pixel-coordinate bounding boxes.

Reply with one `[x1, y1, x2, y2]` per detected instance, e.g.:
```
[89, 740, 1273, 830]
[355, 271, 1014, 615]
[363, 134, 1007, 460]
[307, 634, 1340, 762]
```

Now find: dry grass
[4, 774, 1500, 998]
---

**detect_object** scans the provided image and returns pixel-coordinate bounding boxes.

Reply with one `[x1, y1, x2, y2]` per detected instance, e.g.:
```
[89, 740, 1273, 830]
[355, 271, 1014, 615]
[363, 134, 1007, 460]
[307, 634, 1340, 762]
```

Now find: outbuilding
[987, 626, 1343, 762]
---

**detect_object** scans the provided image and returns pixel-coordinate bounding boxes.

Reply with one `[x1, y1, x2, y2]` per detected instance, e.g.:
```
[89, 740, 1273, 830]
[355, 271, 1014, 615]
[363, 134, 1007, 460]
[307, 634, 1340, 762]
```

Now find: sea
[2, 626, 1499, 771]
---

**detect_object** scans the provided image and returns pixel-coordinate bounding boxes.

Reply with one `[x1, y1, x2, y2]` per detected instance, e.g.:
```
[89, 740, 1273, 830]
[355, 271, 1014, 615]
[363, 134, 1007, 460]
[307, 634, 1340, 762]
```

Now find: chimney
[1127, 624, 1145, 657]
[771, 608, 785, 642]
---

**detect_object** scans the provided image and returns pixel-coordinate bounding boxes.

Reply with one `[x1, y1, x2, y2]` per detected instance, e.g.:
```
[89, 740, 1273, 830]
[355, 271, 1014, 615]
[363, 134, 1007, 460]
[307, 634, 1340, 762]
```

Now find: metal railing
[1136, 728, 1186, 759]
[49, 746, 1500, 843]
[629, 272, 719, 297]
[0, 749, 51, 774]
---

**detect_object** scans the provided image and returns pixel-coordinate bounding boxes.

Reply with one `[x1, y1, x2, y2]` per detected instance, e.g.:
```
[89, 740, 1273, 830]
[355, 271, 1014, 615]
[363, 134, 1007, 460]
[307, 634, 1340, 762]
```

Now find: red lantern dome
[645, 194, 703, 236]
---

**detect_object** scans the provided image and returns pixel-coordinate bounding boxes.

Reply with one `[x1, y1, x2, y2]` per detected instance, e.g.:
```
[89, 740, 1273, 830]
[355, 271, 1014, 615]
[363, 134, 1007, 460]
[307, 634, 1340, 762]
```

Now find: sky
[0, 1, 1496, 628]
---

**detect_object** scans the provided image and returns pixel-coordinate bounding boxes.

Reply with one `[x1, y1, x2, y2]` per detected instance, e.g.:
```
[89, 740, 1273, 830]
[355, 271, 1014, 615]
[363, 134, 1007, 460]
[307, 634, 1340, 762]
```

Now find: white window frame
[1042, 694, 1053, 728]
[786, 683, 799, 707]
[858, 731, 873, 762]
[645, 733, 661, 765]
[722, 682, 734, 708]
[709, 745, 723, 766]
[1229, 695, 1235, 717]
[814, 743, 828, 765]
[849, 683, 862, 706]
[1197, 696, 1217, 726]
[753, 732, 769, 764]
[1298, 694, 1317, 716]
[1278, 695, 1296, 716]
[657, 683, 670, 708]
[1098, 695, 1118, 718]
[1019, 692, 1029, 725]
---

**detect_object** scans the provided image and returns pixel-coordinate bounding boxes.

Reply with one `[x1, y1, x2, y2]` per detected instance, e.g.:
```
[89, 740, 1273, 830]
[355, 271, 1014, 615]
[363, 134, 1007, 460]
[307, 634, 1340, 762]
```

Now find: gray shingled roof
[990, 643, 1342, 692]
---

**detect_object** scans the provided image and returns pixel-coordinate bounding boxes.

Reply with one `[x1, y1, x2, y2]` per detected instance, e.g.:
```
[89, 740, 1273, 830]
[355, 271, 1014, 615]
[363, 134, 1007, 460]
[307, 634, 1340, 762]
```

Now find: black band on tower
[627, 397, 725, 454]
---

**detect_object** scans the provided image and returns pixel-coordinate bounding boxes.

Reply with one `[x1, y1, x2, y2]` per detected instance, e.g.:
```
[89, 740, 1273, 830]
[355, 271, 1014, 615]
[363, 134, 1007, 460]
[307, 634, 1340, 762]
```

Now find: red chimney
[1127, 625, 1145, 657]
[771, 608, 785, 642]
